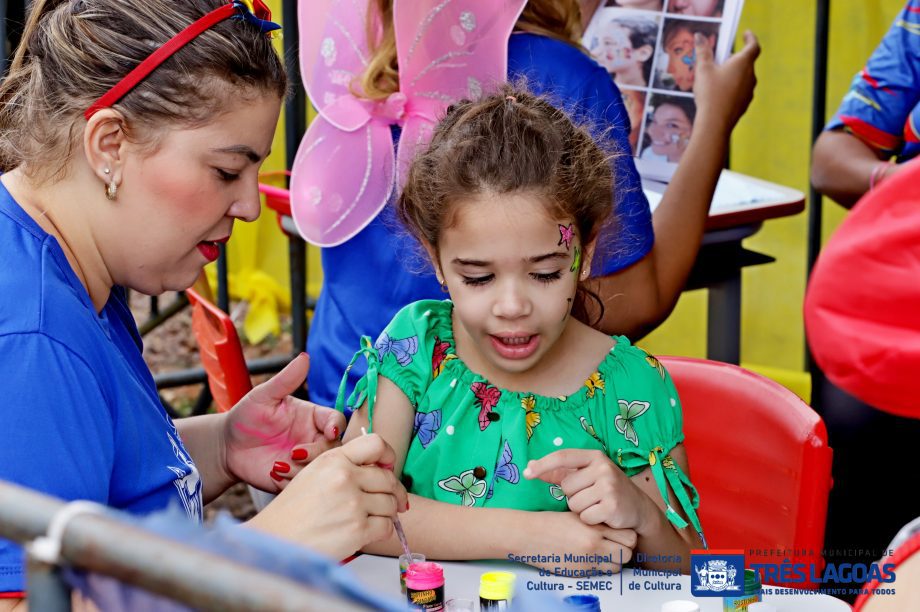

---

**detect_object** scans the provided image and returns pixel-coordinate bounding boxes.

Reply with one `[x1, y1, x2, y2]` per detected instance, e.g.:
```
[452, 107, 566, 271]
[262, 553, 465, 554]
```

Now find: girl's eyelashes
[459, 271, 563, 286]
[531, 270, 562, 284]
[461, 274, 493, 286]
[215, 168, 241, 182]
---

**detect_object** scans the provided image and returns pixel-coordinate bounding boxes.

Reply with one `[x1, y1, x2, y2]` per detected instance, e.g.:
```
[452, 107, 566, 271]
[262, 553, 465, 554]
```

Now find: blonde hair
[0, 0, 287, 181]
[357, 0, 583, 101]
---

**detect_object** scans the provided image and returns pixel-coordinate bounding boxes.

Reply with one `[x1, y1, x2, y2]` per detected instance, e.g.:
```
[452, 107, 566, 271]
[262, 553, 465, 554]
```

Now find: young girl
[595, 16, 658, 88]
[641, 95, 696, 163]
[341, 86, 704, 573]
[655, 19, 718, 92]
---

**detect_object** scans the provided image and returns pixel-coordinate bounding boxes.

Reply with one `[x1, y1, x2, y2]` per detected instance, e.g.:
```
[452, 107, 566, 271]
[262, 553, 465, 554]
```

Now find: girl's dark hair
[613, 17, 658, 83]
[652, 94, 696, 124]
[398, 83, 616, 326]
[662, 18, 718, 48]
[0, 0, 287, 180]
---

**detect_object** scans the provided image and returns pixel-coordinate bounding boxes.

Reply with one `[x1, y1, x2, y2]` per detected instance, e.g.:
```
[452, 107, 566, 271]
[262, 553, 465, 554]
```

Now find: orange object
[661, 356, 833, 590]
[186, 288, 252, 413]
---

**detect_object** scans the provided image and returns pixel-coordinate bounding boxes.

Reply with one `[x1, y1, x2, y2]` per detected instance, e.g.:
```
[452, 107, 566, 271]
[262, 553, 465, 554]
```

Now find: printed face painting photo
[654, 18, 718, 92]
[605, 0, 664, 11]
[639, 93, 696, 164]
[620, 88, 647, 153]
[591, 12, 660, 89]
[667, 0, 725, 18]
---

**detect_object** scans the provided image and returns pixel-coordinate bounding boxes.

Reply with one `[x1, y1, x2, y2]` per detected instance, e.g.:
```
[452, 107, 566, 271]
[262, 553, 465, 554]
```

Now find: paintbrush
[361, 427, 414, 561]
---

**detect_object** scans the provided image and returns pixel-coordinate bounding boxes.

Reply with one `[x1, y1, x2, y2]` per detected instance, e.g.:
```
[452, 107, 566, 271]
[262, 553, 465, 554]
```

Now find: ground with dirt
[130, 290, 293, 522]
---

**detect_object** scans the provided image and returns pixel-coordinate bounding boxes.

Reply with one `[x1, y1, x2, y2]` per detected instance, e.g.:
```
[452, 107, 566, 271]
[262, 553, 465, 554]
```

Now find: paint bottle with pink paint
[406, 561, 446, 611]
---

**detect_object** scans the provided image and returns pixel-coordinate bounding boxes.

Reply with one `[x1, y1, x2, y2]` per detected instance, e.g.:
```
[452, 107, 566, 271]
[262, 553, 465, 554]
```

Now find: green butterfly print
[615, 400, 650, 447]
[580, 416, 607, 452]
[570, 245, 582, 273]
[549, 484, 566, 501]
[438, 469, 488, 507]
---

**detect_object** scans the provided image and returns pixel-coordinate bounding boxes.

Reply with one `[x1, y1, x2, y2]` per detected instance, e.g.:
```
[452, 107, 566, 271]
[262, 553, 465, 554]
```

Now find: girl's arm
[524, 444, 702, 573]
[343, 378, 638, 571]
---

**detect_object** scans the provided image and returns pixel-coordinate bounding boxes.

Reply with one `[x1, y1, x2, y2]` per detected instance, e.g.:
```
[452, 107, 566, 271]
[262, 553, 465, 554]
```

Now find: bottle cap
[479, 571, 516, 600]
[405, 561, 444, 590]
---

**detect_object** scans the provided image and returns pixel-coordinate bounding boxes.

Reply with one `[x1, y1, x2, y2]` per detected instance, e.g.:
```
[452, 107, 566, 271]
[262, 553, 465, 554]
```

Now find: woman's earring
[440, 282, 449, 293]
[105, 181, 118, 200]
[580, 268, 590, 281]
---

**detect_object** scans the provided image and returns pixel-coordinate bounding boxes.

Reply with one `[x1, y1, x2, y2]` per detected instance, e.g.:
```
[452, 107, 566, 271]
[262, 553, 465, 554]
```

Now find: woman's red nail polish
[270, 471, 283, 482]
[273, 461, 291, 474]
[291, 448, 308, 461]
[406, 499, 410, 510]
[332, 426, 340, 438]
[378, 462, 394, 471]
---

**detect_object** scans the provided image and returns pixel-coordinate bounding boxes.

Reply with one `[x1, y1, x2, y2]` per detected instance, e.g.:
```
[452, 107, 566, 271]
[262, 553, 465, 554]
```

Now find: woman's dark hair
[0, 0, 287, 180]
[398, 83, 617, 326]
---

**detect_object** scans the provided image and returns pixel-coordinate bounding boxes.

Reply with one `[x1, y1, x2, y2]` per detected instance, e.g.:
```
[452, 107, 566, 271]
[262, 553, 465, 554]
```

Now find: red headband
[84, 1, 280, 120]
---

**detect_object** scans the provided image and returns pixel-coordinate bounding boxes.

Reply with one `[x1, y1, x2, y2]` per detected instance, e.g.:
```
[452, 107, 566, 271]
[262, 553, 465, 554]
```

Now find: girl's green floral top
[337, 299, 703, 539]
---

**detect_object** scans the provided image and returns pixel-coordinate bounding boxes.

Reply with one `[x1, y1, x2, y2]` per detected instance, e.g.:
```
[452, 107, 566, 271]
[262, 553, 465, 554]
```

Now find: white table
[347, 554, 850, 612]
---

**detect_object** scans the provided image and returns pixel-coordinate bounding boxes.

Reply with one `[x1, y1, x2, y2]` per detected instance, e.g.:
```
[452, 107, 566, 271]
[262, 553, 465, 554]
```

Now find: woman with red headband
[0, 0, 407, 602]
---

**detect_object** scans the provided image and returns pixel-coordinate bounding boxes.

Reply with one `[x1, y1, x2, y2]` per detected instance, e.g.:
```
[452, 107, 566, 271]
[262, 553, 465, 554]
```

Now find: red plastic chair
[186, 288, 252, 413]
[660, 356, 833, 590]
[258, 170, 296, 237]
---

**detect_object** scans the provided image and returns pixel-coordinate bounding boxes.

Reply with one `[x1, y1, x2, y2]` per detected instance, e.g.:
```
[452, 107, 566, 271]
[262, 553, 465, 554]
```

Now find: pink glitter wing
[291, 0, 526, 246]
[292, 0, 395, 246]
[394, 0, 527, 187]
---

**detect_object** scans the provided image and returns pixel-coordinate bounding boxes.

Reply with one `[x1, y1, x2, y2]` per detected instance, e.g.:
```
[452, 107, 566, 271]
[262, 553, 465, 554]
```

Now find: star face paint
[558, 223, 575, 250]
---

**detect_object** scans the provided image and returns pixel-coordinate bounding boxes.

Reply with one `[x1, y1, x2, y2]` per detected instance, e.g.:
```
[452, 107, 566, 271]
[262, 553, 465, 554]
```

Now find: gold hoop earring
[105, 181, 118, 200]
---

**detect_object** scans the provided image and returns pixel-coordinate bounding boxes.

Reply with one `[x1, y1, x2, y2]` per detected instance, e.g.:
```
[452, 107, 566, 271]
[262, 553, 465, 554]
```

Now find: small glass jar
[723, 568, 763, 611]
[399, 553, 426, 594]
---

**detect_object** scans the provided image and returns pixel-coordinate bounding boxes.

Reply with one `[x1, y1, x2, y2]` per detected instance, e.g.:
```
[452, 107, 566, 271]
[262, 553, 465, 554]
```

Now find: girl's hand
[693, 30, 760, 133]
[522, 511, 637, 575]
[524, 449, 659, 536]
[247, 433, 409, 559]
[222, 353, 346, 492]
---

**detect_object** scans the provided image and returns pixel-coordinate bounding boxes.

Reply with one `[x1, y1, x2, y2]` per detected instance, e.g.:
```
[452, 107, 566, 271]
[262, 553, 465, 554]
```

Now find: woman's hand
[246, 433, 409, 559]
[222, 353, 346, 492]
[693, 30, 760, 133]
[524, 449, 659, 536]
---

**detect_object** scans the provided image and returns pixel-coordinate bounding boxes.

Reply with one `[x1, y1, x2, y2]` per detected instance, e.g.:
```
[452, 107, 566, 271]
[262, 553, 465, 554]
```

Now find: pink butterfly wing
[478, 405, 491, 431]
[393, 0, 527, 187]
[298, 0, 373, 131]
[290, 115, 395, 246]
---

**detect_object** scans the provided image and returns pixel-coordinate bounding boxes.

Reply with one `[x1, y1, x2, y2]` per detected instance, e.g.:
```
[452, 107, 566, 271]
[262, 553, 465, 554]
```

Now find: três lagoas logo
[690, 549, 745, 596]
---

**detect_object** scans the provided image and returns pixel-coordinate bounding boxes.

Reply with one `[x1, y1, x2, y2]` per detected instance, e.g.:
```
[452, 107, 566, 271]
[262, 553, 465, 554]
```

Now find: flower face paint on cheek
[562, 242, 583, 323]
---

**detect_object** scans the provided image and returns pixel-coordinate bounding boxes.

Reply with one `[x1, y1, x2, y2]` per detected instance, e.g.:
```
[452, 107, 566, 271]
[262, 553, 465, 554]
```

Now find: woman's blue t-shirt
[0, 180, 203, 593]
[307, 33, 654, 407]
